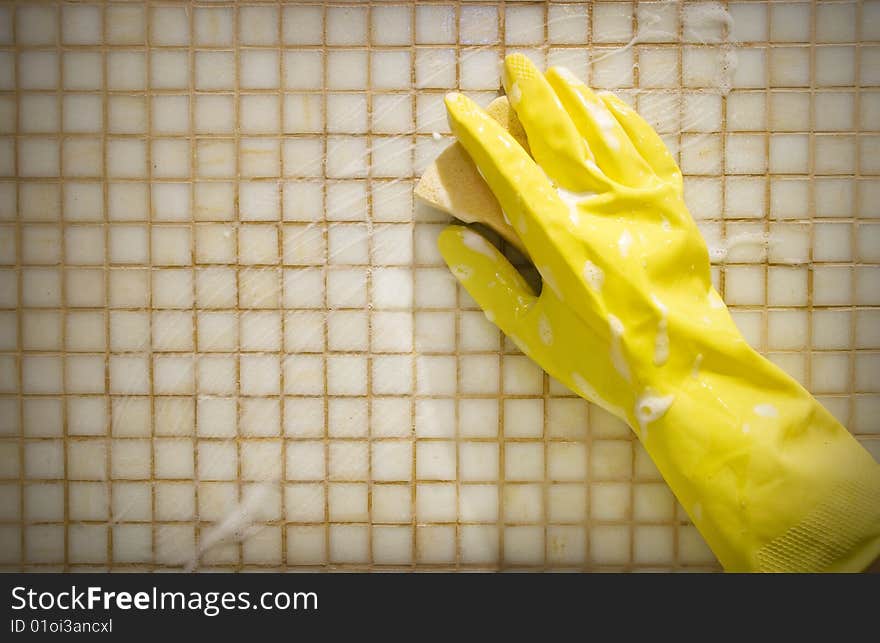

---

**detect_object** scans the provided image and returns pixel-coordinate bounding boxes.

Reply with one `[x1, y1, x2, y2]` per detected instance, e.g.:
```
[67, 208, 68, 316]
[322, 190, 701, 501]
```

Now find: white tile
[729, 2, 767, 42]
[770, 3, 812, 42]
[506, 4, 546, 45]
[151, 6, 190, 46]
[415, 48, 456, 89]
[240, 137, 281, 178]
[769, 48, 810, 87]
[327, 6, 367, 45]
[106, 4, 144, 45]
[62, 4, 101, 45]
[240, 50, 280, 90]
[816, 46, 856, 87]
[592, 47, 634, 88]
[637, 48, 678, 89]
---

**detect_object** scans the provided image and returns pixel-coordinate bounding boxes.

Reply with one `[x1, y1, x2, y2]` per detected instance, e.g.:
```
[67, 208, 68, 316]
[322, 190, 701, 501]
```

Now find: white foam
[692, 353, 703, 378]
[538, 314, 553, 346]
[188, 483, 272, 570]
[707, 231, 769, 263]
[754, 403, 778, 418]
[608, 314, 631, 382]
[556, 186, 595, 225]
[540, 264, 561, 297]
[461, 228, 496, 258]
[654, 319, 669, 367]
[650, 293, 668, 315]
[450, 264, 473, 281]
[650, 294, 670, 367]
[683, 2, 737, 95]
[635, 390, 675, 435]
[582, 260, 604, 292]
[618, 229, 633, 258]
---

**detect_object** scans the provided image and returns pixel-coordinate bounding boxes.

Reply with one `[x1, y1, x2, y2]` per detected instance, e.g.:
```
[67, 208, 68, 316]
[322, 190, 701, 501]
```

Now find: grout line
[806, 1, 817, 415]
[232, 0, 243, 573]
[186, 0, 201, 571]
[98, 0, 114, 571]
[144, 0, 157, 573]
[11, 1, 24, 573]
[364, 0, 375, 571]
[276, 0, 286, 572]
[408, 0, 418, 571]
[320, 0, 330, 570]
[848, 0, 862, 432]
[56, 0, 69, 574]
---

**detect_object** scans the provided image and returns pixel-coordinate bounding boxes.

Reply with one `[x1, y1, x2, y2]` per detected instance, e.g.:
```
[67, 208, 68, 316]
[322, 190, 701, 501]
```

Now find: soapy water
[115, 2, 747, 562]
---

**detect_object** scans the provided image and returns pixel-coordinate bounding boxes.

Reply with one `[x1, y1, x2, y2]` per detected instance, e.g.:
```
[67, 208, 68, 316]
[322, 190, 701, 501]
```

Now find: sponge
[414, 97, 529, 254]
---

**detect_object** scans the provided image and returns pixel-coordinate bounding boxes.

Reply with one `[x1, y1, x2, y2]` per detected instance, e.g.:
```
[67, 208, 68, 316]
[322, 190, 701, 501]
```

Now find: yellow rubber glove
[437, 54, 880, 572]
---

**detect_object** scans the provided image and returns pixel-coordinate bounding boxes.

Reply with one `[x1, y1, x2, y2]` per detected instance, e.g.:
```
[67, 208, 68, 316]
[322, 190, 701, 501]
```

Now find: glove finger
[545, 67, 654, 188]
[437, 225, 538, 336]
[444, 91, 578, 270]
[599, 92, 683, 187]
[502, 53, 609, 194]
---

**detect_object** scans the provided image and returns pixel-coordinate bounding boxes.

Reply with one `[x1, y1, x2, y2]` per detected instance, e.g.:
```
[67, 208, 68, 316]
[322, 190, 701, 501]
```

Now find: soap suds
[608, 314, 631, 382]
[582, 260, 604, 292]
[556, 186, 595, 225]
[188, 484, 273, 571]
[538, 314, 553, 345]
[587, 2, 735, 94]
[754, 403, 778, 418]
[708, 231, 770, 263]
[432, 131, 443, 141]
[654, 318, 669, 366]
[650, 293, 669, 316]
[449, 264, 473, 280]
[708, 289, 725, 309]
[650, 294, 670, 366]
[635, 390, 676, 436]
[618, 229, 633, 258]
[461, 228, 496, 258]
[692, 353, 704, 378]
[682, 2, 738, 95]
[539, 264, 561, 297]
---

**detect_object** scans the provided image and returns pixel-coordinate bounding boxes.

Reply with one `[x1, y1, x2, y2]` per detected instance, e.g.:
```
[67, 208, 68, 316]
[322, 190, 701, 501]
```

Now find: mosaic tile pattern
[0, 0, 878, 571]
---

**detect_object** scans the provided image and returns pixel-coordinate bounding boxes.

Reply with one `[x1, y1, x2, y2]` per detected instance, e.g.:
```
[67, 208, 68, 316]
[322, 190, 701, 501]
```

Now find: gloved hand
[436, 54, 880, 572]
